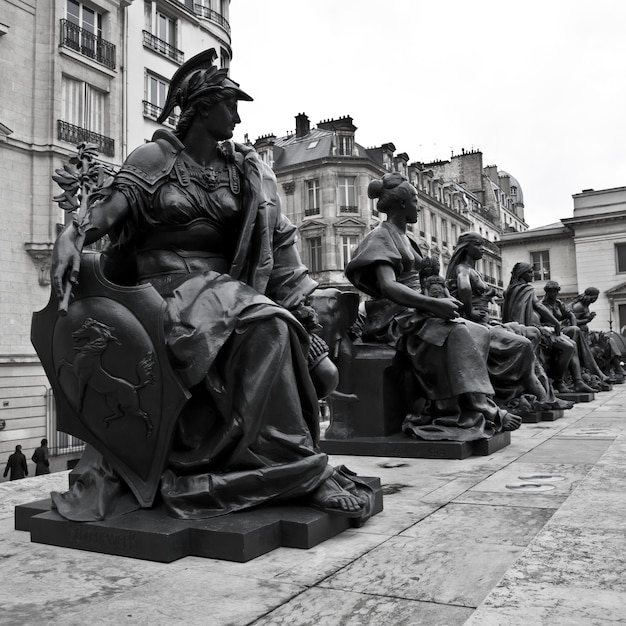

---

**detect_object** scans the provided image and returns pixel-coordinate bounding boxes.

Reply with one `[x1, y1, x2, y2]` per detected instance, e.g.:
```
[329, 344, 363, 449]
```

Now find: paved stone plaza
[1, 386, 625, 625]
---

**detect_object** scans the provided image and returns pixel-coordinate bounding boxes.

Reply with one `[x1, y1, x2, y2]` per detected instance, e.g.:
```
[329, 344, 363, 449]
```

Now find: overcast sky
[228, 0, 626, 229]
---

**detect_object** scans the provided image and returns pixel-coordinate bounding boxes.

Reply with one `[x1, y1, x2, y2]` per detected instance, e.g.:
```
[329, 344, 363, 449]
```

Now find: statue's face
[520, 267, 534, 283]
[467, 239, 484, 260]
[203, 97, 240, 141]
[544, 287, 559, 299]
[428, 284, 446, 298]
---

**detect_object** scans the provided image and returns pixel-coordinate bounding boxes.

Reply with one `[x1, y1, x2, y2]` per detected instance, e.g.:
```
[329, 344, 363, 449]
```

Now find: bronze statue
[345, 172, 521, 442]
[502, 263, 594, 393]
[47, 50, 374, 523]
[541, 281, 609, 387]
[446, 233, 566, 413]
[572, 287, 626, 377]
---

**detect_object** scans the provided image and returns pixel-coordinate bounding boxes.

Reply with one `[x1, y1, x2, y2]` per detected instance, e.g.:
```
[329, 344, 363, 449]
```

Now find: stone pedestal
[521, 409, 564, 423]
[556, 392, 595, 403]
[15, 476, 383, 563]
[323, 342, 511, 458]
[321, 432, 510, 460]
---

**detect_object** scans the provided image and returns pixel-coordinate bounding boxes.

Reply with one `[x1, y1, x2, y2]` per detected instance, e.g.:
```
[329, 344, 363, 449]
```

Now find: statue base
[555, 392, 595, 403]
[521, 409, 564, 423]
[320, 431, 510, 459]
[14, 477, 382, 563]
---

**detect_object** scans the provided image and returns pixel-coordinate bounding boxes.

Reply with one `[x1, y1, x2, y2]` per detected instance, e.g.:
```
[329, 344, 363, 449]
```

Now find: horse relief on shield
[58, 317, 155, 438]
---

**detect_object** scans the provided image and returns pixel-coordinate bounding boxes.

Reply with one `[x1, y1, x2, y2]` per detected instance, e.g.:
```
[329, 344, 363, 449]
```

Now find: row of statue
[35, 50, 623, 535]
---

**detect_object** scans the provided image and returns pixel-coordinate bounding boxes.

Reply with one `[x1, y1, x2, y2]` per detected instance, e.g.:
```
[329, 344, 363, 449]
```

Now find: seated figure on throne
[541, 281, 609, 387]
[502, 263, 594, 393]
[345, 172, 521, 442]
[49, 50, 374, 523]
[445, 233, 569, 413]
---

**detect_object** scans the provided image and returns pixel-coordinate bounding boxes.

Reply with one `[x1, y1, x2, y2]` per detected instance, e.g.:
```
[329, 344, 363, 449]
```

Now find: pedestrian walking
[32, 439, 50, 475]
[3, 445, 28, 480]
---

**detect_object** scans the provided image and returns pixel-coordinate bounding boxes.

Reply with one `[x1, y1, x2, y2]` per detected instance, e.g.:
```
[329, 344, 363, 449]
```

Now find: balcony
[304, 207, 320, 217]
[60, 20, 116, 70]
[142, 30, 184, 64]
[339, 205, 358, 213]
[143, 101, 179, 127]
[194, 4, 231, 32]
[57, 120, 114, 157]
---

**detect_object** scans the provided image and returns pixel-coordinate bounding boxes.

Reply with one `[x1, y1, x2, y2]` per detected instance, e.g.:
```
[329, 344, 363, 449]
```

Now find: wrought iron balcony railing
[57, 120, 115, 157]
[193, 4, 231, 32]
[304, 207, 320, 216]
[60, 19, 116, 70]
[143, 101, 179, 127]
[142, 30, 184, 64]
[339, 205, 358, 213]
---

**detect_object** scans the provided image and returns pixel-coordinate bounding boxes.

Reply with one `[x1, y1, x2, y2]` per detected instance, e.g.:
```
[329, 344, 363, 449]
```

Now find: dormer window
[338, 135, 353, 156]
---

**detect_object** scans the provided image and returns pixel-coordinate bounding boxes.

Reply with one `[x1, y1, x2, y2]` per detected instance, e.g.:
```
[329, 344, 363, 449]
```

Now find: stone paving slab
[0, 388, 624, 625]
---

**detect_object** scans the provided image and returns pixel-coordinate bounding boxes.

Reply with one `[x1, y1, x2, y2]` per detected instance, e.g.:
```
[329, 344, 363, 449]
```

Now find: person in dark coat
[3, 445, 28, 480]
[32, 439, 50, 476]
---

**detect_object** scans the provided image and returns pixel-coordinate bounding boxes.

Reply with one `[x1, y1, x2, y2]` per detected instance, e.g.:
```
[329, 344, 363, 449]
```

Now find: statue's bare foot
[502, 411, 522, 431]
[308, 475, 366, 518]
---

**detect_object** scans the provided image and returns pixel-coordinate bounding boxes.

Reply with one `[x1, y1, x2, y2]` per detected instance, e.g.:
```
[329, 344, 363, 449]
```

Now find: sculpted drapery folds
[445, 232, 561, 413]
[345, 173, 521, 442]
[49, 50, 374, 523]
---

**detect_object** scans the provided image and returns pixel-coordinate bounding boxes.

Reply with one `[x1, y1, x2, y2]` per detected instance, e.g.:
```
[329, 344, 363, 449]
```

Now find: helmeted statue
[45, 50, 375, 524]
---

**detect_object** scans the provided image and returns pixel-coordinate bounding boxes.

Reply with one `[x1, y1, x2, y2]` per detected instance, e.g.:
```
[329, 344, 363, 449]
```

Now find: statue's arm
[374, 263, 460, 320]
[51, 189, 130, 306]
[534, 298, 560, 333]
[455, 266, 474, 319]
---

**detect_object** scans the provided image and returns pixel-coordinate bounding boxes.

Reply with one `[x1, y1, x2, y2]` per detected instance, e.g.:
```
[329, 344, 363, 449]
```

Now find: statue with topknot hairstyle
[346, 172, 522, 442]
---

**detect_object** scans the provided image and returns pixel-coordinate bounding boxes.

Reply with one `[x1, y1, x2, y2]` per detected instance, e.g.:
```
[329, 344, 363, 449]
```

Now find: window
[62, 76, 105, 135]
[451, 223, 458, 245]
[144, 73, 175, 123]
[147, 74, 168, 109]
[338, 176, 357, 212]
[341, 235, 359, 269]
[67, 0, 103, 39]
[63, 0, 115, 69]
[530, 250, 551, 281]
[430, 213, 438, 242]
[616, 243, 626, 273]
[308, 237, 322, 273]
[305, 179, 320, 216]
[155, 10, 177, 46]
[144, 2, 182, 62]
[441, 218, 448, 245]
[338, 135, 353, 156]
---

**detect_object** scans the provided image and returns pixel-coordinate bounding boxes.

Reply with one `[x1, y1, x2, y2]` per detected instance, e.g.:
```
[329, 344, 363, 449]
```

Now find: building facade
[0, 0, 231, 466]
[498, 186, 626, 332]
[256, 119, 525, 323]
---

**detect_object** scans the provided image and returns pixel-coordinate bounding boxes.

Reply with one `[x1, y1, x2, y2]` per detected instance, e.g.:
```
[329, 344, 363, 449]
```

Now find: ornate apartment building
[255, 116, 527, 323]
[0, 0, 231, 465]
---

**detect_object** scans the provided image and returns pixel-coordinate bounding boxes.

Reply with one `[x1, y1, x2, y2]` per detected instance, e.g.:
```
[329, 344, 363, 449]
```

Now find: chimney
[295, 113, 310, 138]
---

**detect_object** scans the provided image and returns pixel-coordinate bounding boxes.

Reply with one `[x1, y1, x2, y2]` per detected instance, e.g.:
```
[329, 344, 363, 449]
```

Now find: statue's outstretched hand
[51, 226, 83, 315]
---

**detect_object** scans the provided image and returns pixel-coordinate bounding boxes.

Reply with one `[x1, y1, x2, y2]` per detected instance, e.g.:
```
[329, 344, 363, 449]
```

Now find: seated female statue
[446, 232, 567, 413]
[50, 50, 372, 522]
[345, 173, 520, 442]
[503, 263, 594, 393]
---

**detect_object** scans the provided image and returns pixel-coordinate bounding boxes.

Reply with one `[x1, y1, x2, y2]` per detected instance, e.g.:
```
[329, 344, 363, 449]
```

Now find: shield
[32, 252, 190, 507]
